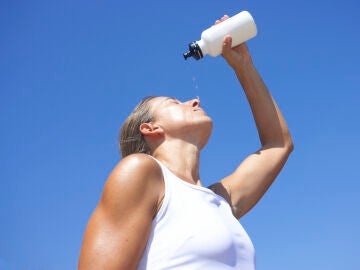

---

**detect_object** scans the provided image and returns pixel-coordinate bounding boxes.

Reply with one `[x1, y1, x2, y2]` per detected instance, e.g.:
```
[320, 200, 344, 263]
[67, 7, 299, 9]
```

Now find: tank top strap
[147, 155, 171, 223]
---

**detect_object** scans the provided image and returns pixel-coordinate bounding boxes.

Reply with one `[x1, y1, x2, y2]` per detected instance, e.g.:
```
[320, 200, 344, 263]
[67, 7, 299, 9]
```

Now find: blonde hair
[119, 96, 157, 158]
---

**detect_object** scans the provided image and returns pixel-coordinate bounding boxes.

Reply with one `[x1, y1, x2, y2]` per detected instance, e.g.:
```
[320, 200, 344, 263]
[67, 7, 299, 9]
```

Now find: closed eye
[166, 97, 181, 104]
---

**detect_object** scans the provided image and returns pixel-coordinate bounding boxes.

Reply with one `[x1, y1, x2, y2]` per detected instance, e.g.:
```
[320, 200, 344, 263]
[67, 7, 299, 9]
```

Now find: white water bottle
[183, 11, 257, 60]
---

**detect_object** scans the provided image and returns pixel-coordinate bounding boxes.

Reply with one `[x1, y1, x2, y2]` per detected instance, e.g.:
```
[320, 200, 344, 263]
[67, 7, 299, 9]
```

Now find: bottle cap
[183, 42, 203, 60]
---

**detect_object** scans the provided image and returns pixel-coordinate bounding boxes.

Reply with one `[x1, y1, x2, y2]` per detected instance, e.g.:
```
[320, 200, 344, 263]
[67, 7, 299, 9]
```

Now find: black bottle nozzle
[183, 41, 203, 60]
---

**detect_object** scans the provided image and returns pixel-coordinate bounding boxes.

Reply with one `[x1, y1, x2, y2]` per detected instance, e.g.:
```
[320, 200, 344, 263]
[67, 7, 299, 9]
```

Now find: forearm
[234, 61, 293, 149]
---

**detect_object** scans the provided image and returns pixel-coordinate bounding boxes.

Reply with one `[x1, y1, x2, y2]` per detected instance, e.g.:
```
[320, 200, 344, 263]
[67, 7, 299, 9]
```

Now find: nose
[187, 98, 200, 108]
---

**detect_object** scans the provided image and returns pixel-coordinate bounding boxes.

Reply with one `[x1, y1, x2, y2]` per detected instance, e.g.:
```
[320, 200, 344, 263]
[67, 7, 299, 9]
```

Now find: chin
[198, 121, 213, 150]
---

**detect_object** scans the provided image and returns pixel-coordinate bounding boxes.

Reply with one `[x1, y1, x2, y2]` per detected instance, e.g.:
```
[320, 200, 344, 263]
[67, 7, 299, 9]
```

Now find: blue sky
[1, 0, 359, 269]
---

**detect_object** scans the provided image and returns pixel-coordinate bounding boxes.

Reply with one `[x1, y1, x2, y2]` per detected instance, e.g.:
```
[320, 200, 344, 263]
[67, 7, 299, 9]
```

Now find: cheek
[163, 107, 186, 123]
[156, 108, 193, 133]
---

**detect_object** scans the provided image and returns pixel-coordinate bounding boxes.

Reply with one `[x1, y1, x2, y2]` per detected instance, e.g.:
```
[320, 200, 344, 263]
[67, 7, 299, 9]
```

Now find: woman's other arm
[78, 154, 164, 270]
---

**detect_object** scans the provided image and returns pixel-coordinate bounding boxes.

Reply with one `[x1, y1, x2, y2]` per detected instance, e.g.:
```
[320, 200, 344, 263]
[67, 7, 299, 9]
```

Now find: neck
[152, 140, 201, 186]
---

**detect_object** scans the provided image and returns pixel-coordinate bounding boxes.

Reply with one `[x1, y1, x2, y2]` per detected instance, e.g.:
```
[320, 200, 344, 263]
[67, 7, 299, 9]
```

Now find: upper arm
[210, 145, 293, 219]
[78, 154, 163, 270]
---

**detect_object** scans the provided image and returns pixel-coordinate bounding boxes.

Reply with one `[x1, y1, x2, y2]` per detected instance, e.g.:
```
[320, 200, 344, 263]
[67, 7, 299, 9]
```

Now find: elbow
[272, 134, 294, 155]
[286, 142, 294, 156]
[284, 136, 294, 154]
[263, 134, 294, 154]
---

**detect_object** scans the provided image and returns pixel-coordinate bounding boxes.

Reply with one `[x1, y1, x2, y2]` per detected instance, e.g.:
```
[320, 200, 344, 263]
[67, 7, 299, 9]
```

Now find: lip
[194, 108, 205, 113]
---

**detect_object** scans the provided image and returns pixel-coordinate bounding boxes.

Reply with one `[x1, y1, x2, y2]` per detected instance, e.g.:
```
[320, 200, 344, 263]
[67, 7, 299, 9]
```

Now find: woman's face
[148, 96, 213, 147]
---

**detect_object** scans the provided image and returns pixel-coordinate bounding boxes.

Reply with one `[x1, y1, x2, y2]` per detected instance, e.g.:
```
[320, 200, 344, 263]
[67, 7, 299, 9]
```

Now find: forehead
[149, 96, 177, 107]
[147, 96, 179, 117]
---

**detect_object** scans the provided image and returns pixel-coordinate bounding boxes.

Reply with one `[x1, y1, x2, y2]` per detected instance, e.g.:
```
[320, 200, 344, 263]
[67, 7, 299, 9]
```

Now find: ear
[140, 123, 164, 137]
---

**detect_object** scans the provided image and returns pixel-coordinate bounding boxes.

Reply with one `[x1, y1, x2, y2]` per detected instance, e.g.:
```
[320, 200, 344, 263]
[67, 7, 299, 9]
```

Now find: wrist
[232, 55, 254, 74]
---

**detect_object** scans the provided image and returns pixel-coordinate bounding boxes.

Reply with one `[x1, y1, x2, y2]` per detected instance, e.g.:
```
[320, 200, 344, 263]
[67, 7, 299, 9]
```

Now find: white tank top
[137, 158, 256, 270]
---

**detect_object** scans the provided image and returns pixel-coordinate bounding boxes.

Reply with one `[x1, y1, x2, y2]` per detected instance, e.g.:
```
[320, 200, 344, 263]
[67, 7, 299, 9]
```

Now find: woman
[78, 15, 293, 270]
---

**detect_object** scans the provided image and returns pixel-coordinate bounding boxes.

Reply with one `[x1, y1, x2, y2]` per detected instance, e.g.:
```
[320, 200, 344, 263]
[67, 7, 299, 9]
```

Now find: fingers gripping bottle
[183, 11, 257, 60]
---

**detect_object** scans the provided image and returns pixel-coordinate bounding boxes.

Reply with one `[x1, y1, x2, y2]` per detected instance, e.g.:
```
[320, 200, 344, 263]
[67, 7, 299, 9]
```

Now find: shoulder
[101, 154, 164, 215]
[208, 182, 232, 206]
[111, 153, 162, 181]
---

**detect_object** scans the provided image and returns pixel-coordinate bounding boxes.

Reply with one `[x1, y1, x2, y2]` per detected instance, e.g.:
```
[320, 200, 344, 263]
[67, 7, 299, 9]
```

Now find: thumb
[222, 35, 232, 57]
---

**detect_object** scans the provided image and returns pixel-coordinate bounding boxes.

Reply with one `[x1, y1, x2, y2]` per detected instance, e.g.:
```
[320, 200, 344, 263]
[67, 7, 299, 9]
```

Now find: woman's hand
[215, 15, 252, 71]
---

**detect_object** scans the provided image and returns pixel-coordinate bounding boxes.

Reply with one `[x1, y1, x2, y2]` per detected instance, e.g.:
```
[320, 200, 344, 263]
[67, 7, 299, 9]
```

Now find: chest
[155, 186, 254, 263]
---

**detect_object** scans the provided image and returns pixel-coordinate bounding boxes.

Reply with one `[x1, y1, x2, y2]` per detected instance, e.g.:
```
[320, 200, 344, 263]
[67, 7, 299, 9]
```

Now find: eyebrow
[164, 97, 180, 103]
[155, 97, 179, 108]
